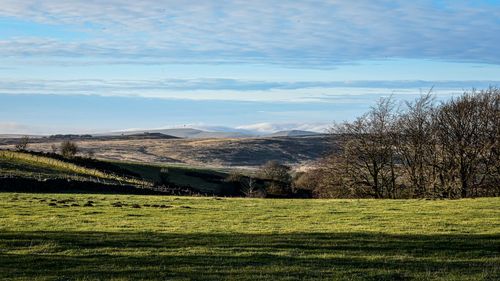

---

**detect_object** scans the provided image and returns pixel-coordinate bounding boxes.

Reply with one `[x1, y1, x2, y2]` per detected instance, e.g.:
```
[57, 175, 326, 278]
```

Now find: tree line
[297, 88, 499, 199]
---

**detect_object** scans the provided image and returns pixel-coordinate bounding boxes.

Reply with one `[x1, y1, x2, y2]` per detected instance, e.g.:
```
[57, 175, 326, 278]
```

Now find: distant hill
[0, 132, 179, 145]
[1, 128, 325, 140]
[115, 132, 179, 140]
[103, 128, 253, 139]
[0, 134, 43, 139]
[266, 130, 321, 137]
[148, 128, 205, 138]
[193, 131, 252, 139]
[0, 135, 338, 168]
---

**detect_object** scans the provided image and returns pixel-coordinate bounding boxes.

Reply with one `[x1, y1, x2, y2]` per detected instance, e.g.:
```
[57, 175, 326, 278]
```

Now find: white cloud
[0, 1, 499, 65]
[236, 122, 330, 134]
[115, 122, 330, 135]
[0, 78, 487, 102]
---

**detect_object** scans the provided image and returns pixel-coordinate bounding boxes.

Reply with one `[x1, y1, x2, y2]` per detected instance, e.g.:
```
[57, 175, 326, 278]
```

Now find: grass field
[0, 193, 498, 281]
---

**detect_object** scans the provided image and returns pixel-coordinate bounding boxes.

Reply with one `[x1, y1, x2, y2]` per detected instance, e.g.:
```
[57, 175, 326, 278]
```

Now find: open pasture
[0, 194, 498, 280]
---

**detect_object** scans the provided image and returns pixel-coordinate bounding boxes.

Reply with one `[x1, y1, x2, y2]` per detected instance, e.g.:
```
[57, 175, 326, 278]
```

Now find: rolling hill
[99, 128, 253, 139]
[266, 130, 321, 137]
[0, 135, 336, 168]
[0, 150, 243, 195]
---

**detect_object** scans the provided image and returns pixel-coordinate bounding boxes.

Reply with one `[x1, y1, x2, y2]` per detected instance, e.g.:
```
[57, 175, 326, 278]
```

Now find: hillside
[0, 135, 336, 168]
[0, 150, 243, 195]
[0, 151, 140, 183]
[267, 130, 321, 137]
[99, 128, 253, 139]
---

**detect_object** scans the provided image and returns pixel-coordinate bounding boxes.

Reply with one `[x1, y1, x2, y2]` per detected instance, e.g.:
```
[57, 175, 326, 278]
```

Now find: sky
[1, 0, 500, 134]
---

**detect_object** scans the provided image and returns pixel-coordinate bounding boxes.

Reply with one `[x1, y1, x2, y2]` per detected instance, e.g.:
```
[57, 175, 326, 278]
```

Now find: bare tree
[15, 136, 30, 151]
[312, 154, 355, 198]
[481, 88, 500, 196]
[397, 93, 439, 197]
[465, 88, 499, 196]
[434, 88, 499, 197]
[240, 177, 261, 197]
[313, 88, 498, 199]
[335, 97, 399, 198]
[226, 172, 266, 198]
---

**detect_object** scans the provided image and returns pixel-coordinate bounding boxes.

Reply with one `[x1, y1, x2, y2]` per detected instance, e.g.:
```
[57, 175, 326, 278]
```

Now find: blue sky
[1, 0, 500, 134]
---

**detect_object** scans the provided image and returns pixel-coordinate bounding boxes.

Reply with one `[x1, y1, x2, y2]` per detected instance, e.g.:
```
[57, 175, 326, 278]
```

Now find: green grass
[0, 151, 238, 194]
[113, 161, 234, 193]
[0, 193, 498, 280]
[0, 151, 150, 186]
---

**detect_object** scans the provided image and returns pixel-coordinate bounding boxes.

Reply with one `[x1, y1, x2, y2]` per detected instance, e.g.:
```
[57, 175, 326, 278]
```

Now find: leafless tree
[397, 93, 439, 197]
[335, 97, 399, 198]
[310, 88, 498, 199]
[313, 154, 355, 198]
[15, 136, 30, 151]
[241, 177, 260, 197]
[434, 88, 499, 197]
[226, 172, 266, 198]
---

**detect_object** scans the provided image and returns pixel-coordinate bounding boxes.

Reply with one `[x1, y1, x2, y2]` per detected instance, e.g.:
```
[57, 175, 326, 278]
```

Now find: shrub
[60, 141, 79, 158]
[15, 136, 30, 151]
[259, 160, 292, 183]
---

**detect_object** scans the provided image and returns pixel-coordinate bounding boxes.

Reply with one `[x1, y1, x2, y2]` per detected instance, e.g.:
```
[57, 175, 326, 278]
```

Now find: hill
[100, 128, 252, 139]
[0, 135, 335, 168]
[0, 150, 141, 183]
[266, 130, 321, 137]
[0, 150, 241, 195]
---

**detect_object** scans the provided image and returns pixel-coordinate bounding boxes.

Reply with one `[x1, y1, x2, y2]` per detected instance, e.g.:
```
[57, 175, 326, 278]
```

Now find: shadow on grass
[0, 231, 498, 281]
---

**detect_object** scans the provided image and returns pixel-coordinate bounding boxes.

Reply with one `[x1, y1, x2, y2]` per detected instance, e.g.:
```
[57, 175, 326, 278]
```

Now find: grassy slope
[113, 161, 234, 193]
[0, 151, 238, 194]
[0, 193, 498, 281]
[0, 151, 100, 179]
[0, 151, 149, 186]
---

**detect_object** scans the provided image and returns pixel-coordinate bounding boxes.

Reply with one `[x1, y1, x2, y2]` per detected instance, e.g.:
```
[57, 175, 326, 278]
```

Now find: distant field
[0, 194, 498, 280]
[0, 135, 334, 168]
